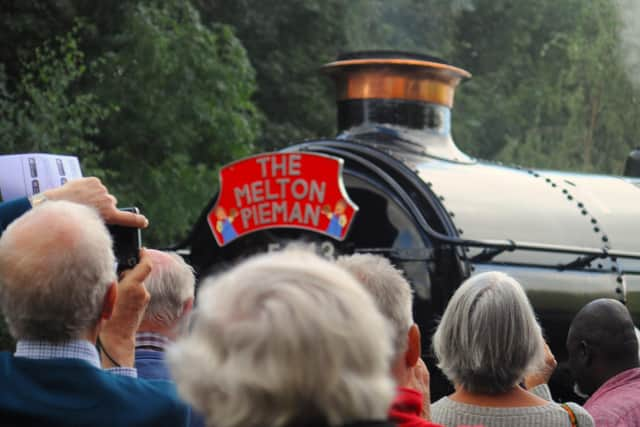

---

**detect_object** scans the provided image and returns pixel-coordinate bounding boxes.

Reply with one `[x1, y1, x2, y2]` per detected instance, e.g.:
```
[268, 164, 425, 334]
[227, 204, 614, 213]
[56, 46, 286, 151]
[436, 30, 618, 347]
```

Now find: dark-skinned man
[567, 298, 640, 427]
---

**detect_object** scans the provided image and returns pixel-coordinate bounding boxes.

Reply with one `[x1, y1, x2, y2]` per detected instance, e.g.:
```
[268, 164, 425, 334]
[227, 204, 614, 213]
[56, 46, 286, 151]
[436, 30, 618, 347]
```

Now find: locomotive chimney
[624, 148, 640, 177]
[323, 51, 472, 162]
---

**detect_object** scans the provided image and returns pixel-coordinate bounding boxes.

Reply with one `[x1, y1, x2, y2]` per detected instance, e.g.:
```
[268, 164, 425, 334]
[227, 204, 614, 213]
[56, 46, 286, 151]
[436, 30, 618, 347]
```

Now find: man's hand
[99, 250, 152, 368]
[524, 342, 557, 389]
[44, 177, 149, 228]
[407, 358, 432, 420]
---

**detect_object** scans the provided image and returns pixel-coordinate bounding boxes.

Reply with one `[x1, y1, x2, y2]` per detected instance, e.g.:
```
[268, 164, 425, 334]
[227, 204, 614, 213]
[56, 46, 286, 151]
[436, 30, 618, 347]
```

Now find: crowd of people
[0, 177, 639, 427]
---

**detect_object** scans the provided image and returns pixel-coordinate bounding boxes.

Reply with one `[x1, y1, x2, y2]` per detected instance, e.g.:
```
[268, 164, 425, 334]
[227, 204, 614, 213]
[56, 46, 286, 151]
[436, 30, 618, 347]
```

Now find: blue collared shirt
[136, 332, 171, 352]
[15, 339, 137, 378]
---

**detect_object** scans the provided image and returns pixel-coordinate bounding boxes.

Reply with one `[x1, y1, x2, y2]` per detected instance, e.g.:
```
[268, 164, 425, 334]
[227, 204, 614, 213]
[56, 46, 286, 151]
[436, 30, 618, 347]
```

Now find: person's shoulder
[103, 369, 177, 396]
[0, 351, 12, 364]
[430, 396, 458, 420]
[587, 395, 640, 427]
[414, 419, 443, 427]
[0, 353, 101, 381]
[585, 383, 639, 423]
[562, 402, 595, 427]
[135, 351, 172, 380]
[0, 352, 14, 383]
[431, 396, 453, 410]
[0, 197, 31, 232]
[0, 356, 188, 427]
[97, 372, 190, 426]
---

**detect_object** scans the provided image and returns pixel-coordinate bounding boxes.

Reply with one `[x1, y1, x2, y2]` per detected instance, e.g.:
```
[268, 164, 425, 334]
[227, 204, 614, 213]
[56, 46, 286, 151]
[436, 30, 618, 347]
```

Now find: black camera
[107, 207, 142, 273]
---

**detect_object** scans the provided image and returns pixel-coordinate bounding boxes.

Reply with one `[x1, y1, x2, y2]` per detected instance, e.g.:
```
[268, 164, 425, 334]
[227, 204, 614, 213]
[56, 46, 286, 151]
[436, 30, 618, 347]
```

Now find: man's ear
[405, 323, 422, 368]
[100, 282, 117, 321]
[580, 340, 593, 366]
[180, 297, 194, 319]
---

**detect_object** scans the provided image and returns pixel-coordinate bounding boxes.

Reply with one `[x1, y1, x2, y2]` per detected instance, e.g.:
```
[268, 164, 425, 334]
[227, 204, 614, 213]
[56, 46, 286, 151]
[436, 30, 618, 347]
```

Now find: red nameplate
[208, 152, 359, 246]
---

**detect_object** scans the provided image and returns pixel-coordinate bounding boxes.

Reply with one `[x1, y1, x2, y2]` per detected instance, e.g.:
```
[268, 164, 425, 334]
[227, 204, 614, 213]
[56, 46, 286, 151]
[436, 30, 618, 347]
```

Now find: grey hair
[336, 253, 413, 353]
[432, 271, 546, 394]
[143, 250, 195, 326]
[167, 249, 395, 427]
[0, 201, 116, 341]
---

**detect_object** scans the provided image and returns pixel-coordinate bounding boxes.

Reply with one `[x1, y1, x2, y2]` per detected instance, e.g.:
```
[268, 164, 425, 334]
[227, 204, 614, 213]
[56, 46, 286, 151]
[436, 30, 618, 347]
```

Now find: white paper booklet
[0, 154, 83, 202]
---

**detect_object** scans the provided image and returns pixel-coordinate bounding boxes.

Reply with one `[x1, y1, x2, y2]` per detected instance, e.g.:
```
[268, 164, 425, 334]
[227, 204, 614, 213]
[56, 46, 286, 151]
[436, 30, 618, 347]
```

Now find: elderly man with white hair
[135, 249, 195, 379]
[0, 200, 189, 427]
[430, 271, 593, 427]
[134, 249, 205, 427]
[336, 253, 440, 427]
[168, 249, 397, 427]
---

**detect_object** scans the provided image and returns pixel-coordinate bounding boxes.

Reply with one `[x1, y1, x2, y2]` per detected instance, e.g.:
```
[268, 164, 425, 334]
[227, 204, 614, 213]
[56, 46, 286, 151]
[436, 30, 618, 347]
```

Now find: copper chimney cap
[323, 51, 471, 108]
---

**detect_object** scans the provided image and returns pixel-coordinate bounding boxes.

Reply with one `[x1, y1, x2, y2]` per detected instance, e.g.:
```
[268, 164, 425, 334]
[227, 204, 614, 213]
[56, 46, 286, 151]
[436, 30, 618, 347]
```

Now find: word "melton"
[234, 178, 326, 207]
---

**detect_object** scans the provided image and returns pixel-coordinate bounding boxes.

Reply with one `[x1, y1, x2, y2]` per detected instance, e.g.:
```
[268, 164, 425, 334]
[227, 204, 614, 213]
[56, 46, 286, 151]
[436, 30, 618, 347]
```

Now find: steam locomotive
[177, 51, 640, 400]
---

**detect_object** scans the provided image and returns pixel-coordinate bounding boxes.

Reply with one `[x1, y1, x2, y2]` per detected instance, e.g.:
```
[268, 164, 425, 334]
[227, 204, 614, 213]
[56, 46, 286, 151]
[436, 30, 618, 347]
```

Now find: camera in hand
[107, 207, 142, 273]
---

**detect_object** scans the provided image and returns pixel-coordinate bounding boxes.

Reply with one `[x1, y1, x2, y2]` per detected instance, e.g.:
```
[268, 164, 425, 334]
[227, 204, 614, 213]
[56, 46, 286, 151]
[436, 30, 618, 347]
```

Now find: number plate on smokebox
[208, 152, 358, 246]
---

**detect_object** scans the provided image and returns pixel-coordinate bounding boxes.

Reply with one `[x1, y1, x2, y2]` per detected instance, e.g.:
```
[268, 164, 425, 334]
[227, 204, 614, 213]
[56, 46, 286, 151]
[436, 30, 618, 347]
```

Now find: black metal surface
[284, 140, 460, 241]
[337, 99, 450, 133]
[336, 50, 449, 64]
[285, 140, 469, 304]
[624, 148, 640, 177]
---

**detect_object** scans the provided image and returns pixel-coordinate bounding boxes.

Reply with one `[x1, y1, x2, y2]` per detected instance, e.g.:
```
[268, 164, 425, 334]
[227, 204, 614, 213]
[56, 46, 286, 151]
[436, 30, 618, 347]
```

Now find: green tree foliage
[193, 0, 357, 149]
[0, 1, 78, 84]
[344, 0, 470, 58]
[92, 1, 258, 246]
[450, 0, 639, 174]
[0, 26, 111, 174]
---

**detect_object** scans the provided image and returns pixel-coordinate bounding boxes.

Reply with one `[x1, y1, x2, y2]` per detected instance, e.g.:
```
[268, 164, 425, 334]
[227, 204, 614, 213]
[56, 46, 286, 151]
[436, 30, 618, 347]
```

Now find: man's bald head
[568, 299, 638, 361]
[567, 298, 639, 395]
[0, 201, 116, 341]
